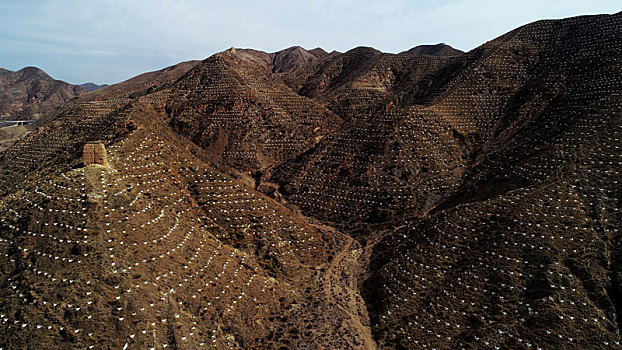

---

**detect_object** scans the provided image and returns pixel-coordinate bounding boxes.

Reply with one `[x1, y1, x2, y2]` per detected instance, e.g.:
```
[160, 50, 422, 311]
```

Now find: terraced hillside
[0, 95, 370, 349]
[165, 50, 344, 178]
[0, 11, 621, 350]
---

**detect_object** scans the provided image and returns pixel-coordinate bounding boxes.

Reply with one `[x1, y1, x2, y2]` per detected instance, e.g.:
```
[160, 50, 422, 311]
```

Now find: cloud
[1, 0, 619, 84]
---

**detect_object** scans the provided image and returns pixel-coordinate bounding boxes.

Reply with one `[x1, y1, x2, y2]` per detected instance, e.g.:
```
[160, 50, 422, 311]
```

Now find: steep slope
[0, 67, 84, 120]
[283, 46, 382, 101]
[268, 14, 622, 348]
[282, 46, 456, 120]
[165, 50, 344, 180]
[271, 48, 469, 222]
[358, 12, 622, 349]
[272, 12, 622, 223]
[236, 46, 328, 74]
[365, 95, 622, 349]
[0, 85, 373, 349]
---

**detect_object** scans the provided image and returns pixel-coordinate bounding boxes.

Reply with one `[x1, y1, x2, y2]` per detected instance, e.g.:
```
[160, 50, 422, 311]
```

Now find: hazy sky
[1, 0, 619, 84]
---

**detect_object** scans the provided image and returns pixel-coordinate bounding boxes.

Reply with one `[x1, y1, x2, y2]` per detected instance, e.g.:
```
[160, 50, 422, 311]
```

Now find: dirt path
[319, 225, 377, 350]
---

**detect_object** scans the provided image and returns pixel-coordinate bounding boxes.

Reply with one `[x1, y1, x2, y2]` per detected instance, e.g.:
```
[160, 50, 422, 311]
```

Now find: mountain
[281, 45, 455, 120]
[165, 50, 343, 180]
[1, 11, 622, 350]
[235, 46, 328, 74]
[79, 83, 108, 92]
[400, 43, 464, 56]
[0, 66, 84, 121]
[0, 62, 201, 152]
[0, 67, 86, 151]
[78, 60, 200, 102]
[0, 59, 358, 349]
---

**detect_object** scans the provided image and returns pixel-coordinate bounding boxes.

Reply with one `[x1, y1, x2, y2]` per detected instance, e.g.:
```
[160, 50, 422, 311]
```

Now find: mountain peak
[229, 46, 330, 74]
[400, 43, 464, 56]
[18, 66, 44, 72]
[345, 46, 382, 56]
[79, 82, 109, 92]
[270, 46, 326, 73]
[0, 66, 84, 128]
[16, 66, 48, 78]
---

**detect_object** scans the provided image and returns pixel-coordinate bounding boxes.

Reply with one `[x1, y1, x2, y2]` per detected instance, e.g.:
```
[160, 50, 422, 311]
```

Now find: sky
[1, 0, 620, 85]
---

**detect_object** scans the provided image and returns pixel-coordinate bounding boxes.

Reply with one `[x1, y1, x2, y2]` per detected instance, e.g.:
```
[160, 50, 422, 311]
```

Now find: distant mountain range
[79, 82, 108, 92]
[0, 42, 461, 145]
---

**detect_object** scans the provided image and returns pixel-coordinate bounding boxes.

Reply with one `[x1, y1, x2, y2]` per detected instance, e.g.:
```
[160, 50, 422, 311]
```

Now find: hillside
[165, 50, 344, 179]
[0, 67, 85, 151]
[281, 46, 455, 120]
[77, 60, 200, 102]
[0, 67, 84, 121]
[236, 46, 329, 73]
[0, 88, 364, 349]
[0, 11, 621, 350]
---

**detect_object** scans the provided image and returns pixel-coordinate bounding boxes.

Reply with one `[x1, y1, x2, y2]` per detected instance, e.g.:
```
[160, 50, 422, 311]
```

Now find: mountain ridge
[79, 83, 108, 92]
[0, 66, 85, 121]
[399, 43, 464, 56]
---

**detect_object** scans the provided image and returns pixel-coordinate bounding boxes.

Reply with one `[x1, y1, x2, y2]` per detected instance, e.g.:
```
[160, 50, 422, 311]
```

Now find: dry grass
[0, 125, 30, 152]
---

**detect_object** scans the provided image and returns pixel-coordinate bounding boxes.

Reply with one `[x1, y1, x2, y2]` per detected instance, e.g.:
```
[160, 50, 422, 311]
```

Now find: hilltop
[400, 43, 464, 56]
[79, 83, 108, 92]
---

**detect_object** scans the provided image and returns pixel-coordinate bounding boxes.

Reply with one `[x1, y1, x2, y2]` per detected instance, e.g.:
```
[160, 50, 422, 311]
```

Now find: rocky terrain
[0, 67, 87, 152]
[0, 67, 84, 121]
[0, 11, 621, 350]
